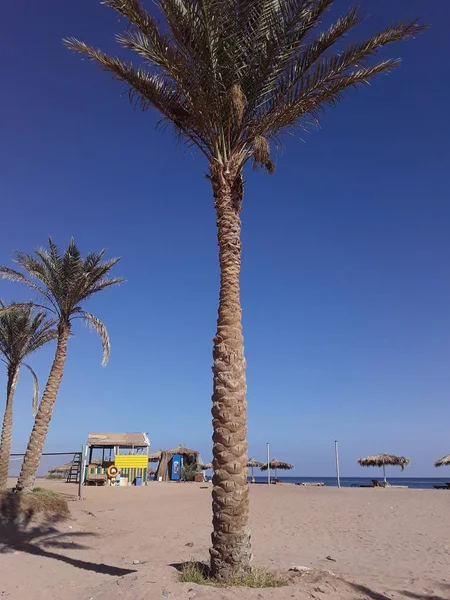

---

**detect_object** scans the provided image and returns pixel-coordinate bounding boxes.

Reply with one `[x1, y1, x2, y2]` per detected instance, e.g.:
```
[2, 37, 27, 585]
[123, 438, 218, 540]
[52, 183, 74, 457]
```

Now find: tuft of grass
[179, 561, 286, 588]
[32, 487, 56, 496]
[180, 561, 209, 585]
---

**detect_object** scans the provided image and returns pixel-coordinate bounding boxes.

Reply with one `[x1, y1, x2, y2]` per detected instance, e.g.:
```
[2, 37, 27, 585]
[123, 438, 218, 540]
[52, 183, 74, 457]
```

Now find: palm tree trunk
[0, 365, 19, 489]
[209, 164, 251, 579]
[15, 324, 70, 493]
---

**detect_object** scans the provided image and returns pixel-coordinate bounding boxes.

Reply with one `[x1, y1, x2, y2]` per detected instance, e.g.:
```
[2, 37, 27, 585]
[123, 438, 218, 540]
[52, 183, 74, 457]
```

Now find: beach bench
[433, 482, 450, 490]
[296, 482, 325, 487]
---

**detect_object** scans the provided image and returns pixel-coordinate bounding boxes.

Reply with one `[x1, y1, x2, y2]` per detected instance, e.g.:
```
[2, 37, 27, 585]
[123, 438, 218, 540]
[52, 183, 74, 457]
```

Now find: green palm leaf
[0, 302, 57, 416]
[65, 0, 424, 167]
[0, 239, 123, 360]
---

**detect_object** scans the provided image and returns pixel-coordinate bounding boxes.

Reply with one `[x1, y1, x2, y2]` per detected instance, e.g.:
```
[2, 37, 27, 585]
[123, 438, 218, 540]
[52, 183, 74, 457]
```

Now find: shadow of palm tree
[399, 591, 449, 600]
[0, 491, 136, 577]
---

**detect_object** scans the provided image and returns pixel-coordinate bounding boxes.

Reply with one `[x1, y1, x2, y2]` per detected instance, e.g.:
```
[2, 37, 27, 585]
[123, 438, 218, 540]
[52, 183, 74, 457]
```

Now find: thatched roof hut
[435, 454, 450, 468]
[154, 444, 200, 481]
[358, 453, 410, 484]
[167, 445, 199, 458]
[87, 432, 150, 448]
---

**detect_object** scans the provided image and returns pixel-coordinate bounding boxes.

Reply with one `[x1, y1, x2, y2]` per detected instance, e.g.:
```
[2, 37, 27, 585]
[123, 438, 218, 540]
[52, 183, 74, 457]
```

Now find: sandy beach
[1, 479, 449, 600]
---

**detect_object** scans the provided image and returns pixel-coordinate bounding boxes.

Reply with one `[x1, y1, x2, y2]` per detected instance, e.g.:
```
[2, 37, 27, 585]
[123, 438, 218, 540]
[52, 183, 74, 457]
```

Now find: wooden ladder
[66, 452, 82, 484]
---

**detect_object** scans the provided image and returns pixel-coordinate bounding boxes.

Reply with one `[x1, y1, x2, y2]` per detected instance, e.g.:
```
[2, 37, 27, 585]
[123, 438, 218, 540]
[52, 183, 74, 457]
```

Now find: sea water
[250, 476, 449, 489]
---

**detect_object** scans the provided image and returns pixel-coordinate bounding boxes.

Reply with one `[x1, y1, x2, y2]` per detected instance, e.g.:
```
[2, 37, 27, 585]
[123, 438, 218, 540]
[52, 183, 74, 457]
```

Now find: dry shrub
[0, 488, 70, 523]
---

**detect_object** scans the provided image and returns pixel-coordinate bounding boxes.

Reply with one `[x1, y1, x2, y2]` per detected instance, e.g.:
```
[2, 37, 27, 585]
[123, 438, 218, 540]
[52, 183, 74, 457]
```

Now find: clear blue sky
[1, 1, 449, 477]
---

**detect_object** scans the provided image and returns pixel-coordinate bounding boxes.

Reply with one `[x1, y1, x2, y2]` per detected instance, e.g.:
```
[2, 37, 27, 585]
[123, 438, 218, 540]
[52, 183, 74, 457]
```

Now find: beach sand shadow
[348, 582, 449, 600]
[0, 491, 135, 577]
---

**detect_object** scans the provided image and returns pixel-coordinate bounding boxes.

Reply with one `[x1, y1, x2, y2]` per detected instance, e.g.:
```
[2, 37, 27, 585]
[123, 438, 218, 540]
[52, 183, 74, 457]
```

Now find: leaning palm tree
[0, 303, 56, 489]
[0, 239, 123, 493]
[65, 0, 424, 578]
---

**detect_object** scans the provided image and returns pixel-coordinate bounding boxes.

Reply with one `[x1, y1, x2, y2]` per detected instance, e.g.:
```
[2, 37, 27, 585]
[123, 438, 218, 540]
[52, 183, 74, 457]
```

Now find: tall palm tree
[0, 303, 56, 489]
[64, 0, 424, 578]
[0, 239, 123, 493]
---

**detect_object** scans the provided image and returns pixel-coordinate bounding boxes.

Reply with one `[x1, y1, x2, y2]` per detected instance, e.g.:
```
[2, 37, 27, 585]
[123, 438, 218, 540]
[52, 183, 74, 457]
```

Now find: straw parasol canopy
[358, 453, 410, 484]
[260, 458, 294, 479]
[435, 454, 450, 468]
[200, 462, 212, 471]
[46, 463, 72, 479]
[247, 458, 263, 481]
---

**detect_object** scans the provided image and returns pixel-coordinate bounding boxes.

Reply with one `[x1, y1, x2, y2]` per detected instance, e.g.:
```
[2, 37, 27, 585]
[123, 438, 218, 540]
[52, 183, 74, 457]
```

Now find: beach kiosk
[84, 432, 150, 486]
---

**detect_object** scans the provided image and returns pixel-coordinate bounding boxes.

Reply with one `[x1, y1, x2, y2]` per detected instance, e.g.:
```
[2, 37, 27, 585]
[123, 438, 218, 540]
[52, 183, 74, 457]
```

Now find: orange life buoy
[107, 465, 119, 478]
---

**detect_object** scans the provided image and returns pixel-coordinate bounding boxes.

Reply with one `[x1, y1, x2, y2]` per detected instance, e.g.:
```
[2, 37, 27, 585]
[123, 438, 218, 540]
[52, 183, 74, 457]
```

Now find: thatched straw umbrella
[247, 458, 263, 482]
[200, 462, 212, 471]
[260, 458, 294, 479]
[358, 453, 410, 485]
[148, 451, 162, 463]
[46, 463, 72, 479]
[435, 454, 450, 468]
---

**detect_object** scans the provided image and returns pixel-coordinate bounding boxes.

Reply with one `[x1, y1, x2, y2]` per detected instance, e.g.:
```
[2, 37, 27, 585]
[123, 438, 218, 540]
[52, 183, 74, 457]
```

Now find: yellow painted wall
[115, 455, 148, 469]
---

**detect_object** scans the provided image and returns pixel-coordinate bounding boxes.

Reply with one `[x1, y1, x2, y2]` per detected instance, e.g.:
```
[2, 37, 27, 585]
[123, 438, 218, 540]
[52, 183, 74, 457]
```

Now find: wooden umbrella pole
[383, 463, 387, 485]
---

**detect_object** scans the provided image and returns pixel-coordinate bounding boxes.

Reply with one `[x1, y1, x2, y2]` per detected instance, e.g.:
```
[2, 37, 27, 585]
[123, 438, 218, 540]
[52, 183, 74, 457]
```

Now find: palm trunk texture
[15, 325, 70, 493]
[209, 164, 251, 579]
[0, 366, 19, 489]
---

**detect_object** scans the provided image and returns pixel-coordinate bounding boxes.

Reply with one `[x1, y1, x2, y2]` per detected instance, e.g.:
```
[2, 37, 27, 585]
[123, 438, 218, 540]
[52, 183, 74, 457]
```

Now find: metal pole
[266, 443, 270, 485]
[78, 444, 85, 499]
[335, 440, 341, 488]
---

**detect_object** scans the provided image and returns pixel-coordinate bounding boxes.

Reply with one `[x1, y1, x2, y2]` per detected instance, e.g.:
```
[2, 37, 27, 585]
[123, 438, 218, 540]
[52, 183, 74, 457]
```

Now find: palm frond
[67, 0, 425, 167]
[0, 302, 55, 376]
[2, 240, 122, 324]
[26, 321, 58, 355]
[261, 58, 401, 136]
[103, 0, 179, 71]
[65, 40, 186, 121]
[256, 20, 425, 135]
[79, 310, 111, 366]
[0, 267, 57, 314]
[23, 362, 39, 417]
[78, 277, 125, 303]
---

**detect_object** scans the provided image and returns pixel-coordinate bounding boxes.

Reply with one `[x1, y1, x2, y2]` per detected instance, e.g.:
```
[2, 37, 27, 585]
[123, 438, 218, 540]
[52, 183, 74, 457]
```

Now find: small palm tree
[65, 0, 424, 578]
[0, 239, 123, 492]
[0, 303, 56, 489]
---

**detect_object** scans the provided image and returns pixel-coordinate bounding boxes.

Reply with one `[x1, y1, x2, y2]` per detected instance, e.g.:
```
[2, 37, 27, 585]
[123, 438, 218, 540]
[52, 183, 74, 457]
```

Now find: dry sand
[1, 479, 449, 600]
